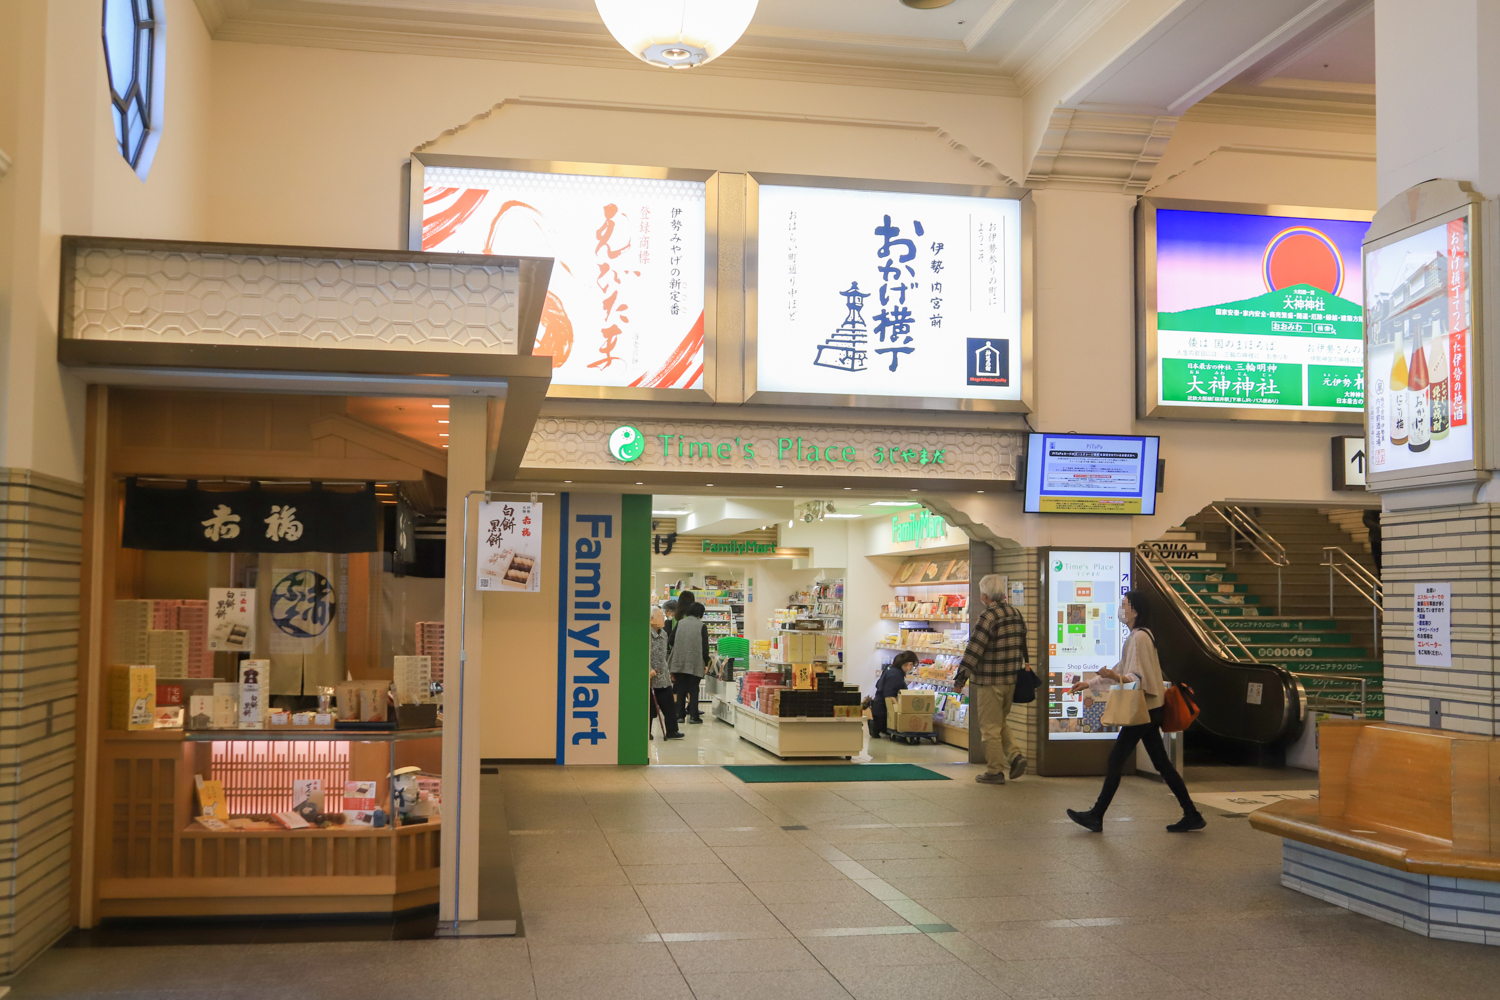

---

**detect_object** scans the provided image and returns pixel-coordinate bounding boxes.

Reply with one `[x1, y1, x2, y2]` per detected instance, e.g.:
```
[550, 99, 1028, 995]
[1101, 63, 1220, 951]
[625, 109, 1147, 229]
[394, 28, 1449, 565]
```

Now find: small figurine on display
[391, 766, 422, 820]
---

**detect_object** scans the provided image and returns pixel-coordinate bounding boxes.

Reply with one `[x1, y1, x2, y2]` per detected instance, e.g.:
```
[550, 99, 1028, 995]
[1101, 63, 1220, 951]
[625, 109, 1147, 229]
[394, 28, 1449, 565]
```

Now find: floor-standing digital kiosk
[1035, 548, 1135, 776]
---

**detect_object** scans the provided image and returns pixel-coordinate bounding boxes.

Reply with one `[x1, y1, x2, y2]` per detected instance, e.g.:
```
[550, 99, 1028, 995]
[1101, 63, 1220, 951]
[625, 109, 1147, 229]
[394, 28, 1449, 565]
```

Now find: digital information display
[1364, 213, 1474, 480]
[418, 164, 707, 391]
[1024, 434, 1159, 515]
[1046, 551, 1132, 741]
[1145, 205, 1371, 419]
[754, 183, 1024, 403]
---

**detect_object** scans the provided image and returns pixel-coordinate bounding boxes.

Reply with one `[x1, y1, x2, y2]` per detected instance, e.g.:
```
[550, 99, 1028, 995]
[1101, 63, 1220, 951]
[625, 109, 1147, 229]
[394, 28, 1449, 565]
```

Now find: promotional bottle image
[1429, 325, 1451, 442]
[1407, 320, 1431, 453]
[1389, 321, 1409, 447]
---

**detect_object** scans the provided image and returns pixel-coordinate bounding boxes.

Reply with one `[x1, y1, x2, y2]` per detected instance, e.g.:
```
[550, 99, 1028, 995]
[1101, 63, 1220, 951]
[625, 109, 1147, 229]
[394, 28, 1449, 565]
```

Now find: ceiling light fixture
[867, 501, 919, 507]
[595, 0, 759, 69]
[431, 403, 449, 408]
[900, 0, 956, 7]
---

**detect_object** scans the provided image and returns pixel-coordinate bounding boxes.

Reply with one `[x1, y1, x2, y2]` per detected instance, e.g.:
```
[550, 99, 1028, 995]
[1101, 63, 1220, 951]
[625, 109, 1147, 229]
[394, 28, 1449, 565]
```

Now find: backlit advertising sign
[1138, 199, 1373, 422]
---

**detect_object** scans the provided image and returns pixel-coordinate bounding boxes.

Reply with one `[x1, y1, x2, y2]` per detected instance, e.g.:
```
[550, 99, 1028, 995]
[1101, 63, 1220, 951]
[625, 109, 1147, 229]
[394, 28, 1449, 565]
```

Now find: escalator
[1133, 550, 1304, 746]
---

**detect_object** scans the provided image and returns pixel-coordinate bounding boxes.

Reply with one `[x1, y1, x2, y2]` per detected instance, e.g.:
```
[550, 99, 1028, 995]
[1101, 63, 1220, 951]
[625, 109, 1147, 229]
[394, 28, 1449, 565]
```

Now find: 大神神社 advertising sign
[419, 163, 707, 392]
[753, 182, 1024, 404]
[122, 481, 379, 553]
[1145, 204, 1371, 419]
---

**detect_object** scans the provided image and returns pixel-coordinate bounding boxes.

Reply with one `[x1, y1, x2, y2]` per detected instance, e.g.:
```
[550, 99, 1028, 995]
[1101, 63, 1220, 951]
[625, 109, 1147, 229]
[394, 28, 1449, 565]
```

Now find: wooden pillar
[440, 396, 486, 924]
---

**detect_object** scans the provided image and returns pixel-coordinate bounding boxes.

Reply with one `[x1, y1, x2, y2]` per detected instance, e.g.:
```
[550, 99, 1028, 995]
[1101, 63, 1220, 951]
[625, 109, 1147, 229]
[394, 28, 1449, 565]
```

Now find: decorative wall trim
[1026, 106, 1178, 193]
[413, 96, 1023, 189]
[1183, 92, 1376, 135]
[1144, 142, 1377, 195]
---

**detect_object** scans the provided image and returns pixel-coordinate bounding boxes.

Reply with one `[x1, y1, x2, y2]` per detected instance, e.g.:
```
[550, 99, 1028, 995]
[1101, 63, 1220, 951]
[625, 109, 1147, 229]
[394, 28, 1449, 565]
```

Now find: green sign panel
[1161, 359, 1303, 407]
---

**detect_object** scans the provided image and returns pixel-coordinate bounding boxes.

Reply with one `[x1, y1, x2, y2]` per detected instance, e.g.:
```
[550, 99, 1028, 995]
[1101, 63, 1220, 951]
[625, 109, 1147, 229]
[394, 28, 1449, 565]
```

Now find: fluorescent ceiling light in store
[867, 501, 919, 506]
[652, 510, 689, 516]
[824, 514, 861, 518]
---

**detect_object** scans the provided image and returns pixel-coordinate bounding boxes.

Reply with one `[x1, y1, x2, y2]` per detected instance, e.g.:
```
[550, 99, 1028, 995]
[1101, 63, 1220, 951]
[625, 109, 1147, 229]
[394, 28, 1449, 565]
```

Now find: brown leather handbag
[1161, 682, 1200, 733]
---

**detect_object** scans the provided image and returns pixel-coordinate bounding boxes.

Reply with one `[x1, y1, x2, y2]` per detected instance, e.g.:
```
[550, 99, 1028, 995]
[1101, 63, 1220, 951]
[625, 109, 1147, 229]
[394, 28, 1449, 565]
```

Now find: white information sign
[420, 165, 708, 390]
[1413, 582, 1452, 667]
[477, 501, 542, 592]
[755, 184, 1022, 401]
[1045, 551, 1132, 741]
[1342, 436, 1367, 488]
[208, 587, 256, 653]
[1364, 215, 1473, 479]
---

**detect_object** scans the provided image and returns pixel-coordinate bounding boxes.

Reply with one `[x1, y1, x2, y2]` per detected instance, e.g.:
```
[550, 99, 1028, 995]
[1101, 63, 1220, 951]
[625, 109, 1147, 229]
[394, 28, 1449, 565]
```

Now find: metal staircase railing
[1208, 504, 1289, 611]
[1136, 545, 1259, 664]
[1292, 671, 1368, 718]
[1322, 545, 1384, 655]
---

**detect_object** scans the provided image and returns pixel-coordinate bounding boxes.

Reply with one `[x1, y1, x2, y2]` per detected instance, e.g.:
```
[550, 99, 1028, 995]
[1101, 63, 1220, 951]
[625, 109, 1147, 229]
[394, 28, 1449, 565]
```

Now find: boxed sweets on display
[882, 593, 968, 620]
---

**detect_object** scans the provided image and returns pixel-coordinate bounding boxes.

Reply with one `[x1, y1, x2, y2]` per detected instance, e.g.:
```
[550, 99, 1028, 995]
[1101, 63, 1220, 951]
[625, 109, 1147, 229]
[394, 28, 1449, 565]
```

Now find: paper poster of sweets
[476, 500, 542, 592]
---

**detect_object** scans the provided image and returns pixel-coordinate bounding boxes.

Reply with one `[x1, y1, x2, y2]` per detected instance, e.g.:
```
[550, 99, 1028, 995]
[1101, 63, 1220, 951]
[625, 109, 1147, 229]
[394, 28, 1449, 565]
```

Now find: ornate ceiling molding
[1025, 105, 1178, 193]
[1183, 91, 1375, 134]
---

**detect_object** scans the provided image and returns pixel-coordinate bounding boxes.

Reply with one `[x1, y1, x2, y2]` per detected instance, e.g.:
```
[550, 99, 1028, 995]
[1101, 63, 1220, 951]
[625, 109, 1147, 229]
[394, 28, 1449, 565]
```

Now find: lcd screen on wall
[1139, 199, 1373, 422]
[1023, 434, 1159, 515]
[1045, 550, 1132, 741]
[1364, 208, 1475, 481]
[413, 156, 710, 396]
[749, 177, 1030, 410]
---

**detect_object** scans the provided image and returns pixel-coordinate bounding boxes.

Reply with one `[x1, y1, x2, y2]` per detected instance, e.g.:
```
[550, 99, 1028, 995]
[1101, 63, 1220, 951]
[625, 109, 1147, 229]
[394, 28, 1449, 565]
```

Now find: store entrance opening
[642, 492, 971, 768]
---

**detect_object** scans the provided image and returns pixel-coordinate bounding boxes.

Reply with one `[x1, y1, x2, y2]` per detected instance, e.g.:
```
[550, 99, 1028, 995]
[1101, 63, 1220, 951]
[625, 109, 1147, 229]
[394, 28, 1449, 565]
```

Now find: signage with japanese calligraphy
[417, 161, 708, 392]
[1413, 582, 1451, 667]
[1142, 201, 1371, 420]
[208, 588, 256, 653]
[1363, 213, 1475, 482]
[753, 181, 1025, 404]
[477, 501, 543, 592]
[121, 481, 379, 553]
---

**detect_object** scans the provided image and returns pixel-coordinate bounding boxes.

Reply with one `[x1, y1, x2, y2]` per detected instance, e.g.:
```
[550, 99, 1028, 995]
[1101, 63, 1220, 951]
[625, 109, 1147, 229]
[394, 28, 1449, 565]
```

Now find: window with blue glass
[102, 0, 162, 177]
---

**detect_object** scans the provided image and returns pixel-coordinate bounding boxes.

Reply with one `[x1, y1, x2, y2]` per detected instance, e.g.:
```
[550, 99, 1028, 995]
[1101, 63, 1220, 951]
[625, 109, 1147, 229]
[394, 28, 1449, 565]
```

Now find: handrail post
[1328, 560, 1334, 617]
[1277, 565, 1282, 617]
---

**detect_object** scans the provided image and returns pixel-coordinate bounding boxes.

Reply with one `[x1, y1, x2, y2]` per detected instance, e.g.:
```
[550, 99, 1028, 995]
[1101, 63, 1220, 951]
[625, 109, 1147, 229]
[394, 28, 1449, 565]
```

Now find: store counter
[96, 727, 441, 918]
[733, 704, 864, 759]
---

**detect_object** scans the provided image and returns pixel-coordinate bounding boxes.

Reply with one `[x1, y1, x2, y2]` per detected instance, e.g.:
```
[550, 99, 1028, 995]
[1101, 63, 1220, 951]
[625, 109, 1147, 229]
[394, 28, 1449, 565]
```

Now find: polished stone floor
[9, 761, 1493, 1000]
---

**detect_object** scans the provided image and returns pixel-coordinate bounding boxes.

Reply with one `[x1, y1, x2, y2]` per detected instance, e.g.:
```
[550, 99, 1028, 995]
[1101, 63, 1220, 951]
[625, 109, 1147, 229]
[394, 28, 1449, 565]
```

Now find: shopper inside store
[6, 1, 1500, 997]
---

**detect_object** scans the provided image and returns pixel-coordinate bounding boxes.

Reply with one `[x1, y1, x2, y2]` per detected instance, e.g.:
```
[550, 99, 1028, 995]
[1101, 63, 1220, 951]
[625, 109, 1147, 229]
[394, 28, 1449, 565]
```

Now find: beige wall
[0, 0, 211, 483]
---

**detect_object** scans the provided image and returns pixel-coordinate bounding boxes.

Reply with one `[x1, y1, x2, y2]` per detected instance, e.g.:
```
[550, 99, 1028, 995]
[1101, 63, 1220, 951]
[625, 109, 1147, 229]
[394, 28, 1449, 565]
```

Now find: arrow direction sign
[1333, 436, 1367, 490]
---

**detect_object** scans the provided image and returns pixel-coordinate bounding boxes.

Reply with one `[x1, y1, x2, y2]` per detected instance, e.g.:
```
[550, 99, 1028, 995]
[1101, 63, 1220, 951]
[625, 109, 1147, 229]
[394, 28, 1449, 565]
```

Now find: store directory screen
[1024, 434, 1159, 514]
[1045, 551, 1132, 741]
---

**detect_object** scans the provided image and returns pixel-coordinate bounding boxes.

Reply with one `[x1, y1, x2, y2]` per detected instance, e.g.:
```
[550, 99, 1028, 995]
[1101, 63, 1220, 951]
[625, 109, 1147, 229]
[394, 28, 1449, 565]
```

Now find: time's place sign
[519, 417, 1020, 483]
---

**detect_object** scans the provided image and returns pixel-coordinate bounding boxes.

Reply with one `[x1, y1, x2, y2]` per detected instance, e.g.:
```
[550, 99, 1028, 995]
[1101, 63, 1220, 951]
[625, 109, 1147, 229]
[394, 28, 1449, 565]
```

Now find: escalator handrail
[1136, 546, 1260, 663]
[1209, 504, 1291, 567]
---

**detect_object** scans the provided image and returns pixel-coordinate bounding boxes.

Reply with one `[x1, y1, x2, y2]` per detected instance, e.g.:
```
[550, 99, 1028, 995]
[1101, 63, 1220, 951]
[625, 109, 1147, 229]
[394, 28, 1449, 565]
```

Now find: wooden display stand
[97, 729, 441, 918]
[934, 719, 969, 750]
[733, 703, 865, 759]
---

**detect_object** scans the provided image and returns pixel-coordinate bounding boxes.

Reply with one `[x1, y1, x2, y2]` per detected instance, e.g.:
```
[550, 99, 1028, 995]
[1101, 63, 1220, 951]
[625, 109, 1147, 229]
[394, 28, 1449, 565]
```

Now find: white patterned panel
[72, 247, 520, 353]
[522, 417, 1021, 481]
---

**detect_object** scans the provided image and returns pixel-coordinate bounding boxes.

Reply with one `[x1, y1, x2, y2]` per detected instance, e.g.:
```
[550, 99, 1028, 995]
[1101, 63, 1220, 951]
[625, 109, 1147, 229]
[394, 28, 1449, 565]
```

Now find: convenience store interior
[645, 492, 973, 766]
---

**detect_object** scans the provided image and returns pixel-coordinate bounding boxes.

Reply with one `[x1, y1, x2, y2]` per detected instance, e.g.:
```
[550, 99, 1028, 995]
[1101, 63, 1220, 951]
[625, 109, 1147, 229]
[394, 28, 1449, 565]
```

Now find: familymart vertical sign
[556, 493, 650, 764]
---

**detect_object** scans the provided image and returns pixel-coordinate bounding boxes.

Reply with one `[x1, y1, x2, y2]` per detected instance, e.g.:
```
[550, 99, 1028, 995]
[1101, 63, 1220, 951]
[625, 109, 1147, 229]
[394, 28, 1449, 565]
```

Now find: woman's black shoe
[1167, 812, 1207, 833]
[1067, 809, 1103, 833]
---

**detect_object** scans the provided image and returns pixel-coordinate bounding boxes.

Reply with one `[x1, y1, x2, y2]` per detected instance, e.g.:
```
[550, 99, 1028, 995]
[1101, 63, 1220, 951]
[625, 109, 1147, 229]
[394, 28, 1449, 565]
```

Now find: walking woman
[1066, 589, 1205, 833]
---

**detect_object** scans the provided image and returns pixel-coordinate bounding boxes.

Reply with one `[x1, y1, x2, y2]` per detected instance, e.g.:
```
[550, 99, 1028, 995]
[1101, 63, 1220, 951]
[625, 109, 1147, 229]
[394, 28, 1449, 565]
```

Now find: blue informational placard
[1024, 433, 1159, 515]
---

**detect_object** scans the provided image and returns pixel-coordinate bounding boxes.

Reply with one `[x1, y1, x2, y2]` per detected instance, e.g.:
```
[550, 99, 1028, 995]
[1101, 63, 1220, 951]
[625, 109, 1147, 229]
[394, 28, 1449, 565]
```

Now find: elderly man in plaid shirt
[956, 574, 1030, 785]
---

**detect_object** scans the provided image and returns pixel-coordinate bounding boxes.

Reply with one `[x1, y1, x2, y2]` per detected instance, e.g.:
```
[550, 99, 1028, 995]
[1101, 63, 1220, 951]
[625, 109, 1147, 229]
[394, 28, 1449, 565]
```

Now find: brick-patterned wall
[0, 470, 83, 972]
[1379, 504, 1496, 736]
[992, 546, 1039, 763]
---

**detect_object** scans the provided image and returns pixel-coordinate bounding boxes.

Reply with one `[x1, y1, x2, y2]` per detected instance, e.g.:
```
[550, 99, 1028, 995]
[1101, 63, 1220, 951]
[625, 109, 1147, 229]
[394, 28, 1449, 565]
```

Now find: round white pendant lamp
[595, 0, 760, 69]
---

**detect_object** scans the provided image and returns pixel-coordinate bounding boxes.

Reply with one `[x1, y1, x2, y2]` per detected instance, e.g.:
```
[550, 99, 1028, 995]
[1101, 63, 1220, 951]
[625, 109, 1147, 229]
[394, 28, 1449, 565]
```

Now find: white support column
[440, 396, 487, 924]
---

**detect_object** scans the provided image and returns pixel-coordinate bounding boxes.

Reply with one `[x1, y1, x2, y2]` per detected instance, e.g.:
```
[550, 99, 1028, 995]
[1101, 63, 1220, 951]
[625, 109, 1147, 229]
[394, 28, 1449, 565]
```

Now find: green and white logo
[608, 425, 645, 463]
[1053, 559, 1063, 573]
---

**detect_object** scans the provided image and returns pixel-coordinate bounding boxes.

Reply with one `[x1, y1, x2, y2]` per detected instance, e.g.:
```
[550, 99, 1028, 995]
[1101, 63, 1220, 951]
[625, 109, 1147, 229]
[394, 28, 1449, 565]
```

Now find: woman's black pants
[1092, 707, 1197, 817]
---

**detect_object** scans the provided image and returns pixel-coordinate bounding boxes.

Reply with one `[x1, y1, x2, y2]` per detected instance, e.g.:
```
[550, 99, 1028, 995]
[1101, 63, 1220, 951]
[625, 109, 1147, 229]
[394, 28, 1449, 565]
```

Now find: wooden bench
[1249, 720, 1500, 880]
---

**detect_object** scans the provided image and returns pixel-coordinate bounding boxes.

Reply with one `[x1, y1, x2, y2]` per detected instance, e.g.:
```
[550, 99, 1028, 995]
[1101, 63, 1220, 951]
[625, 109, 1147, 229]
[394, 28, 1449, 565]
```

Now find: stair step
[1169, 571, 1240, 583]
[1279, 659, 1384, 672]
[1145, 540, 1211, 553]
[1170, 582, 1250, 594]
[1230, 631, 1352, 644]
[1242, 643, 1368, 659]
[1192, 605, 1273, 617]
[1221, 618, 1338, 631]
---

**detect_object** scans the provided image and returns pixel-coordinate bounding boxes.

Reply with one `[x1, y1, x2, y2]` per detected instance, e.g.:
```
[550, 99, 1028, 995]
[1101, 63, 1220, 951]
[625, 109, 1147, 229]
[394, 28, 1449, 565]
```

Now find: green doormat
[722, 764, 950, 783]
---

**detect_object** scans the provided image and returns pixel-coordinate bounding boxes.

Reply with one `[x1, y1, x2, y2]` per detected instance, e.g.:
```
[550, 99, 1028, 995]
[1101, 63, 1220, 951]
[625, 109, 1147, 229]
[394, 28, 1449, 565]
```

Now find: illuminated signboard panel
[748, 175, 1031, 411]
[1138, 199, 1373, 422]
[1363, 206, 1477, 484]
[1044, 550, 1132, 742]
[412, 155, 712, 399]
[1023, 433, 1159, 515]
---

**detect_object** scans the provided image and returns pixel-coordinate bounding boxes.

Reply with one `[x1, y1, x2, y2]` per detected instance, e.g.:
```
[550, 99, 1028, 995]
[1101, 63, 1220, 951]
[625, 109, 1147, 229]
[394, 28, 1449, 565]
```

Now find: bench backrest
[1320, 720, 1499, 851]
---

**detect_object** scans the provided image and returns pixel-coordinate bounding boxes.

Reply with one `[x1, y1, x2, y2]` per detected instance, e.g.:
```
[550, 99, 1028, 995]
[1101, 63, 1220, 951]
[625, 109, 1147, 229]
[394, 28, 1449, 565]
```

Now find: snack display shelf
[934, 719, 969, 750]
[880, 616, 967, 622]
[876, 642, 967, 655]
[732, 703, 865, 759]
[183, 727, 442, 742]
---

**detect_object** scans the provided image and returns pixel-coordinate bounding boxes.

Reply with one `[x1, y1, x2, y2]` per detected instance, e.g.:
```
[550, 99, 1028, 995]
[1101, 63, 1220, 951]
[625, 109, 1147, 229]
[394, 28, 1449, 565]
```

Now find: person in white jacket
[1065, 589, 1204, 834]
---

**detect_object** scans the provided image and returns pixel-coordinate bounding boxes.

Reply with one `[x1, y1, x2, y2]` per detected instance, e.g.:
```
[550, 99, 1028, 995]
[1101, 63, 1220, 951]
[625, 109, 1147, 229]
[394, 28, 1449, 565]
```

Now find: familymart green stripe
[617, 493, 651, 766]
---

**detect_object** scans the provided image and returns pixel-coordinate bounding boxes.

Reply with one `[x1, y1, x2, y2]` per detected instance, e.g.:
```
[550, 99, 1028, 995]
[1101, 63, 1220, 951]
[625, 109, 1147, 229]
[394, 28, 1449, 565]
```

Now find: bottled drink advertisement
[1363, 216, 1473, 477]
[1152, 208, 1370, 415]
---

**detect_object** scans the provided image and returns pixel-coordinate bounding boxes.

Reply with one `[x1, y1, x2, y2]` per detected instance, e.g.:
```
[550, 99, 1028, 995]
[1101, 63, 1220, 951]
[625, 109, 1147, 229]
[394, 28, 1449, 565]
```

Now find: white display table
[733, 703, 865, 759]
